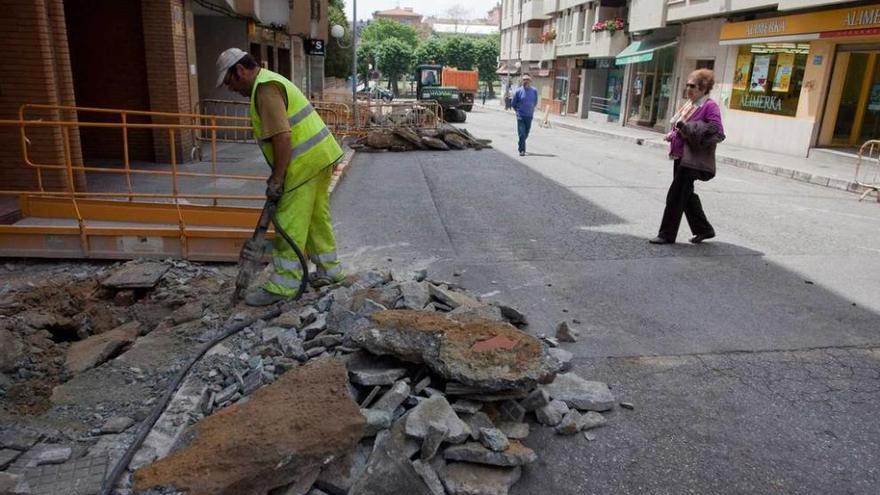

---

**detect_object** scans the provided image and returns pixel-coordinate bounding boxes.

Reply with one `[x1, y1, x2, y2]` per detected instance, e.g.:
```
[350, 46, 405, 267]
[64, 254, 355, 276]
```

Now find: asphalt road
[331, 107, 880, 494]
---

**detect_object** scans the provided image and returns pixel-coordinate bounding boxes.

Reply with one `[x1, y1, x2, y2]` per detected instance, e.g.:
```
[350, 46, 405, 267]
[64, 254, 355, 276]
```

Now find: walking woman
[650, 69, 725, 245]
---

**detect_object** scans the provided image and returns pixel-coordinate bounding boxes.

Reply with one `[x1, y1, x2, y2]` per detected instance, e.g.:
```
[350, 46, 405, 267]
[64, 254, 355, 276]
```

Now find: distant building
[487, 3, 502, 26]
[431, 22, 498, 36]
[373, 7, 423, 26]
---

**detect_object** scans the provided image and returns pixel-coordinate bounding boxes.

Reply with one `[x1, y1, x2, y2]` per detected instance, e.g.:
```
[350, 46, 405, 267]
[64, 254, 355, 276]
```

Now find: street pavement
[331, 107, 880, 494]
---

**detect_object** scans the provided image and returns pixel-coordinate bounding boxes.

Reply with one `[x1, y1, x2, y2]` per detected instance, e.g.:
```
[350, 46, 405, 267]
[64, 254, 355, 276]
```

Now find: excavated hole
[46, 321, 82, 343]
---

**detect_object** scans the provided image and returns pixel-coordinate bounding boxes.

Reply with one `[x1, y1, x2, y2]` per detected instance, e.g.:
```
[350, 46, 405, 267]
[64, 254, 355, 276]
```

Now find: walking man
[215, 48, 345, 306]
[511, 74, 538, 156]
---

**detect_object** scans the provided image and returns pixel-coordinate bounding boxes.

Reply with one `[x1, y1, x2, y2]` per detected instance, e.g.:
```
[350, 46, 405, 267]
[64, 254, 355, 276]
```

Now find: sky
[344, 0, 501, 22]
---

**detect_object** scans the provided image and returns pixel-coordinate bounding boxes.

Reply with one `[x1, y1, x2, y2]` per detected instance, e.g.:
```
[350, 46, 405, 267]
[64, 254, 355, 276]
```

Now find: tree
[441, 36, 478, 70]
[376, 38, 416, 96]
[360, 18, 419, 50]
[325, 0, 353, 79]
[356, 39, 379, 89]
[475, 35, 500, 96]
[415, 38, 445, 66]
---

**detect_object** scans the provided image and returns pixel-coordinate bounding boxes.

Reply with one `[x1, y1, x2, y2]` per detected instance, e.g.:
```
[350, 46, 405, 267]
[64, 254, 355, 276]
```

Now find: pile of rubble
[351, 123, 492, 152]
[127, 270, 621, 495]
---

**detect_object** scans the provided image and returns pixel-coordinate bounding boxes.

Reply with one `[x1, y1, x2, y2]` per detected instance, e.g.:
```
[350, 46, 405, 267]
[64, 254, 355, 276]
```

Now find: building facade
[499, 1, 630, 121]
[500, 0, 879, 157]
[0, 0, 329, 195]
[373, 7, 423, 27]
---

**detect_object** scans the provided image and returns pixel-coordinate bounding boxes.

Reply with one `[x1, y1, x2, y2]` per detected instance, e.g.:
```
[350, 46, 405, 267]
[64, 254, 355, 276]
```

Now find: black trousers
[658, 160, 714, 241]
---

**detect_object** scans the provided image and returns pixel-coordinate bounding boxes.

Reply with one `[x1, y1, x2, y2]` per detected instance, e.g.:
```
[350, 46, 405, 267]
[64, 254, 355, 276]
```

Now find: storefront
[719, 3, 880, 156]
[581, 57, 624, 122]
[616, 35, 679, 132]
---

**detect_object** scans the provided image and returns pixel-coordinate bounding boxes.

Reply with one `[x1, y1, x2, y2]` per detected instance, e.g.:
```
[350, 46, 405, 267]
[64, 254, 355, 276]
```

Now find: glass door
[821, 46, 880, 148]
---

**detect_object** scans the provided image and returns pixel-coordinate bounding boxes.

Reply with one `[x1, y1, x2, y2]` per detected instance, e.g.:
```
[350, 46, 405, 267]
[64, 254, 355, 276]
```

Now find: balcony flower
[592, 18, 625, 33]
[539, 30, 557, 43]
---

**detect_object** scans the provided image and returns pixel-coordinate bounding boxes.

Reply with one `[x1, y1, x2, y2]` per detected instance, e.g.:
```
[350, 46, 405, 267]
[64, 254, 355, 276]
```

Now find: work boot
[309, 272, 346, 289]
[244, 287, 286, 307]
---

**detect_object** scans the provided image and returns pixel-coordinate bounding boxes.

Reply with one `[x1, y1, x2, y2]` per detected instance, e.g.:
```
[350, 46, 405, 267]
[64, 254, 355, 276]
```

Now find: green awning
[615, 39, 678, 66]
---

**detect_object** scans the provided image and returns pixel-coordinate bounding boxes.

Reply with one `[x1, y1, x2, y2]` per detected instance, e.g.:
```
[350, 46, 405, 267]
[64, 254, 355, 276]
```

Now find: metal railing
[350, 100, 443, 137]
[193, 99, 255, 145]
[856, 139, 880, 202]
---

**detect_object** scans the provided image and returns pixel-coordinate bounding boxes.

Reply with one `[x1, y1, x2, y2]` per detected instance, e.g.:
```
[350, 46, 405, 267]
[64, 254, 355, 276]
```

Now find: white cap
[215, 47, 248, 88]
[521, 74, 532, 81]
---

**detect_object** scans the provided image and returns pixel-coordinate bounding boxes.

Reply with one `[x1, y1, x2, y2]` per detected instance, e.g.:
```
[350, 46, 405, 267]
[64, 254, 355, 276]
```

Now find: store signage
[305, 38, 325, 56]
[739, 94, 783, 112]
[721, 3, 880, 41]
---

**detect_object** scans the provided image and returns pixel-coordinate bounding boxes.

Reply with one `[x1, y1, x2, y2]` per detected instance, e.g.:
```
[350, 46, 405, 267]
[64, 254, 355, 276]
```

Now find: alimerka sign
[721, 4, 880, 41]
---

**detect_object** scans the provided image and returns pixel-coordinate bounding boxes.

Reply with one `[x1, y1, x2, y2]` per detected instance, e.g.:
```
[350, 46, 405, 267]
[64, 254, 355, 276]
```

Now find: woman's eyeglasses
[686, 83, 697, 89]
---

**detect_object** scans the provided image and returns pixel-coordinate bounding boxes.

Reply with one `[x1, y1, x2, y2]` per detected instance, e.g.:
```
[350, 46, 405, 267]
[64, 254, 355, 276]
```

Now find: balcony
[586, 30, 628, 58]
[522, 0, 549, 23]
[557, 41, 590, 57]
[542, 0, 558, 16]
[559, 0, 589, 10]
[521, 42, 544, 61]
[542, 42, 557, 60]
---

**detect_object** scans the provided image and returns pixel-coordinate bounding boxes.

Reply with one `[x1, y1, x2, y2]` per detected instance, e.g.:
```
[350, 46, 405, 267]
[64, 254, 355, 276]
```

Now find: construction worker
[215, 48, 345, 306]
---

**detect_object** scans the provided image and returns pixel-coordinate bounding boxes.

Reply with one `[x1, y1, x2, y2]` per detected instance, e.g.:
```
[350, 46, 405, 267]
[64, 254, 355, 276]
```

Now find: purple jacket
[668, 98, 724, 160]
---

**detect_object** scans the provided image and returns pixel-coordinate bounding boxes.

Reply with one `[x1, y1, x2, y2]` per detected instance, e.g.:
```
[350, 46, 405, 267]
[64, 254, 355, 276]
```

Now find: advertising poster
[772, 53, 795, 92]
[733, 54, 752, 91]
[750, 55, 771, 93]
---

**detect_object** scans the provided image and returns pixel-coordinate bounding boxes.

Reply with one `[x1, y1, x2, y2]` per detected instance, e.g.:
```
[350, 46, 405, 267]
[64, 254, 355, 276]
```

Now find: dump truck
[442, 67, 478, 112]
[415, 64, 474, 123]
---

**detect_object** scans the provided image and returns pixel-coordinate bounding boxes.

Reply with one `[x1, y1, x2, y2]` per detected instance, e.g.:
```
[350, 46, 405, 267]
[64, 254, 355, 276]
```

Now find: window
[728, 43, 809, 117]
[576, 6, 586, 43]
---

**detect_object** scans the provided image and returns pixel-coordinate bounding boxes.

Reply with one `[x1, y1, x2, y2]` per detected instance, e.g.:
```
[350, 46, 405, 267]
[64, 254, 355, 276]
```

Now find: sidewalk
[480, 99, 872, 195]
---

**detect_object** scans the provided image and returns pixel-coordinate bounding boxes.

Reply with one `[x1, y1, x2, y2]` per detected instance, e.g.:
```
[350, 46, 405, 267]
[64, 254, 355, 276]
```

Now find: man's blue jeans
[517, 116, 532, 154]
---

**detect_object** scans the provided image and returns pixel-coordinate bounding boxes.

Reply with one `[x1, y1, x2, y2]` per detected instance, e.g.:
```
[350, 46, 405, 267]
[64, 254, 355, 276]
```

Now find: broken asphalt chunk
[443, 441, 537, 467]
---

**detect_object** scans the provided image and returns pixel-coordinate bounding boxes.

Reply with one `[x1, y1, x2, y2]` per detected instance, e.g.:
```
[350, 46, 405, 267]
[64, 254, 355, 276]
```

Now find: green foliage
[441, 36, 478, 70]
[360, 18, 419, 50]
[376, 38, 416, 95]
[415, 38, 445, 66]
[325, 0, 353, 79]
[474, 37, 500, 84]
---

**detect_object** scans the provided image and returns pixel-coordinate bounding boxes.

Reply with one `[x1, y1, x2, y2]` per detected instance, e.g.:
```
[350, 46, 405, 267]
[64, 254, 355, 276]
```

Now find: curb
[481, 105, 868, 195]
[329, 148, 356, 195]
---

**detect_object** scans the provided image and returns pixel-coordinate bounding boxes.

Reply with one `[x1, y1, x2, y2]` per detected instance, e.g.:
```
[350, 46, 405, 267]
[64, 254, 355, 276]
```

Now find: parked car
[370, 86, 394, 102]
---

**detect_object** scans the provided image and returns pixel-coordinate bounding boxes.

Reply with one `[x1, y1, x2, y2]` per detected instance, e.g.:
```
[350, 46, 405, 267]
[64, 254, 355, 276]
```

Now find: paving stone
[498, 305, 528, 327]
[440, 462, 522, 495]
[547, 347, 574, 373]
[555, 321, 578, 343]
[35, 446, 71, 466]
[65, 321, 140, 374]
[405, 396, 470, 444]
[100, 416, 135, 434]
[314, 440, 372, 495]
[463, 412, 495, 442]
[305, 334, 344, 350]
[360, 409, 393, 437]
[347, 352, 408, 386]
[101, 262, 168, 289]
[399, 281, 431, 310]
[420, 421, 448, 461]
[171, 301, 204, 325]
[496, 422, 529, 440]
[306, 347, 327, 358]
[302, 314, 328, 340]
[542, 373, 615, 411]
[428, 284, 481, 309]
[443, 441, 537, 467]
[270, 311, 303, 329]
[261, 326, 287, 344]
[0, 449, 21, 470]
[498, 400, 525, 423]
[519, 389, 549, 412]
[478, 428, 509, 452]
[21, 454, 108, 495]
[372, 381, 411, 413]
[451, 399, 482, 415]
[0, 430, 41, 451]
[535, 400, 569, 427]
[411, 459, 445, 495]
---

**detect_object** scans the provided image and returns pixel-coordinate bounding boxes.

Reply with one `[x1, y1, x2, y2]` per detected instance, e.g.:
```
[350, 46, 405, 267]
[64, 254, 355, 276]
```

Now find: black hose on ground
[99, 218, 308, 495]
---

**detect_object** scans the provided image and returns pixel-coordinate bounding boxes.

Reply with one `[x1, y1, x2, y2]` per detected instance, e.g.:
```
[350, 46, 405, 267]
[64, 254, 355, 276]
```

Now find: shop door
[821, 46, 880, 148]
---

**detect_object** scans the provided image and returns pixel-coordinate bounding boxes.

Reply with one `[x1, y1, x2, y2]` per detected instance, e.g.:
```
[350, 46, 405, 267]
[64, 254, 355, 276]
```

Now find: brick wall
[0, 0, 83, 192]
[142, 0, 195, 163]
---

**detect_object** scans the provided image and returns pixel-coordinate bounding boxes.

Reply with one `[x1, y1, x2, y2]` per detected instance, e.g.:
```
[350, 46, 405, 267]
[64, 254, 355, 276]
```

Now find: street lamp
[330, 0, 358, 128]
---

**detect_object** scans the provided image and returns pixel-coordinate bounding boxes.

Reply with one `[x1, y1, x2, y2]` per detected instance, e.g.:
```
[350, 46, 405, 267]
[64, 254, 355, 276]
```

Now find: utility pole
[352, 0, 358, 127]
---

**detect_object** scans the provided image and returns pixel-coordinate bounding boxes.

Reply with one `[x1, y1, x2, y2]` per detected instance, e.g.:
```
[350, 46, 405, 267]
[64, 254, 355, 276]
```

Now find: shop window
[729, 43, 809, 117]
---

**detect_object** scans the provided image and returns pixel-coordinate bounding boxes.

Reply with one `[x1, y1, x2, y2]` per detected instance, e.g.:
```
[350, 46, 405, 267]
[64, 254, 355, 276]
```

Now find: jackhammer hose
[99, 217, 308, 495]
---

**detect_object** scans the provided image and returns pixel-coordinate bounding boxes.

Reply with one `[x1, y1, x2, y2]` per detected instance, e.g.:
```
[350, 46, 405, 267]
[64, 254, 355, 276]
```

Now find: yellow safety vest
[249, 69, 343, 189]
